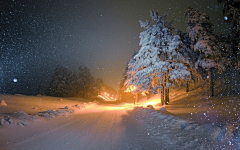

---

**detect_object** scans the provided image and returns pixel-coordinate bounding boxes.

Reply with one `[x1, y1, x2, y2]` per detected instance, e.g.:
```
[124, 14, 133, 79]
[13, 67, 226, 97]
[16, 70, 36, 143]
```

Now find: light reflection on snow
[74, 103, 135, 114]
[80, 94, 163, 113]
[137, 95, 162, 109]
[98, 94, 116, 101]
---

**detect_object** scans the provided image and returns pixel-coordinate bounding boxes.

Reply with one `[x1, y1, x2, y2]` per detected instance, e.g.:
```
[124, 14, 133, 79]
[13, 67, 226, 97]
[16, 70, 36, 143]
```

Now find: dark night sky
[1, 0, 230, 94]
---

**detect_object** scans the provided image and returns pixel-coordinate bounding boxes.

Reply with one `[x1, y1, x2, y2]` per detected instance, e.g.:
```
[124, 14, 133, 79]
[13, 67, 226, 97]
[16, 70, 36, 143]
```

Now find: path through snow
[1, 93, 240, 150]
[1, 107, 160, 150]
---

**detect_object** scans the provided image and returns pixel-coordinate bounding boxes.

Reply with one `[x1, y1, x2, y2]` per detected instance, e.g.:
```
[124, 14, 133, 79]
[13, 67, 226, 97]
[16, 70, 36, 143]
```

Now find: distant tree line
[120, 1, 240, 104]
[45, 65, 116, 98]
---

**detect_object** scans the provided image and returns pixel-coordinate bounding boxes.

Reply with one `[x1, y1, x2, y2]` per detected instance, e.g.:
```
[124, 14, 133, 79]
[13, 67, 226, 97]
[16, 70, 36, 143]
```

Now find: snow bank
[40, 101, 97, 118]
[14, 110, 33, 120]
[0, 110, 34, 126]
[0, 118, 8, 126]
[41, 109, 68, 118]
[134, 107, 240, 149]
[0, 101, 98, 127]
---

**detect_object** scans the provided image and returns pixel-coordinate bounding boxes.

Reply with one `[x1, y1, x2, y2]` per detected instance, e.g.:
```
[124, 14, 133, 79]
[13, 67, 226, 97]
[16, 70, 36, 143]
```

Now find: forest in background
[41, 65, 116, 98]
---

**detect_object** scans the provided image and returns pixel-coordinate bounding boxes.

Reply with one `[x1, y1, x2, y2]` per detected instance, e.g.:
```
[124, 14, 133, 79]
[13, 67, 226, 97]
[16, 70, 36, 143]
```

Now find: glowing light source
[124, 85, 136, 93]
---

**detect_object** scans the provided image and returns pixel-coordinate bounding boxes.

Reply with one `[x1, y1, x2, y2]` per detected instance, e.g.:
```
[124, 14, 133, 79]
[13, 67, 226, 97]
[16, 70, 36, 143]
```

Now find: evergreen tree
[126, 10, 191, 104]
[47, 65, 72, 97]
[68, 72, 78, 97]
[119, 51, 138, 96]
[118, 51, 138, 101]
[77, 65, 95, 98]
[47, 65, 109, 98]
[94, 78, 104, 95]
[177, 30, 201, 92]
[185, 6, 225, 97]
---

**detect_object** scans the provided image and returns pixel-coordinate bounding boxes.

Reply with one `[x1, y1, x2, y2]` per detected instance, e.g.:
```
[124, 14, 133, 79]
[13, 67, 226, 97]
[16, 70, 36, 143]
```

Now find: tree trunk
[161, 75, 165, 105]
[208, 68, 214, 97]
[163, 53, 169, 105]
[161, 86, 164, 105]
[165, 88, 169, 104]
[186, 70, 193, 92]
[186, 81, 189, 92]
[164, 73, 169, 105]
[157, 88, 162, 105]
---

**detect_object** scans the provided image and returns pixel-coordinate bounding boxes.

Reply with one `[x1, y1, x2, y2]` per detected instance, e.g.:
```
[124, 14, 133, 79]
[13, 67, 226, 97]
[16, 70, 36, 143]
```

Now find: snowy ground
[0, 83, 240, 150]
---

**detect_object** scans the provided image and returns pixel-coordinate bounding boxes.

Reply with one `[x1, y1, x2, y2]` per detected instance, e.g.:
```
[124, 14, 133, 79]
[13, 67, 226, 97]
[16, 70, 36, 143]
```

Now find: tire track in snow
[3, 107, 171, 150]
[6, 110, 128, 150]
[6, 113, 100, 150]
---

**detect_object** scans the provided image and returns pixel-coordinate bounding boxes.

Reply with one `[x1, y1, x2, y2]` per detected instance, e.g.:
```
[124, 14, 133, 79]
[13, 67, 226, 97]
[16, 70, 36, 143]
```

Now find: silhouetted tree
[94, 78, 104, 95]
[47, 65, 72, 97]
[77, 65, 95, 98]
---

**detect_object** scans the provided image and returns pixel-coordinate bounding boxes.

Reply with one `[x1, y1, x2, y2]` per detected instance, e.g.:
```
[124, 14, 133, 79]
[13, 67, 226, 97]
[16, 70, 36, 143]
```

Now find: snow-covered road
[1, 93, 239, 150]
[1, 107, 160, 150]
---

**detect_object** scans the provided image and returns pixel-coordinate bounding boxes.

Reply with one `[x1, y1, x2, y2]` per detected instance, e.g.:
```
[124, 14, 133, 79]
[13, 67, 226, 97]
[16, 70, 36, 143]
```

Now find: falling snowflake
[13, 78, 18, 82]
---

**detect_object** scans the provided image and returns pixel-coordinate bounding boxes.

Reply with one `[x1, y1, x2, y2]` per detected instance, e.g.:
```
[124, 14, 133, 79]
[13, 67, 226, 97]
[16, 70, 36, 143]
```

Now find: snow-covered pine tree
[118, 51, 138, 100]
[185, 6, 225, 97]
[177, 30, 201, 92]
[125, 10, 191, 104]
[121, 51, 138, 92]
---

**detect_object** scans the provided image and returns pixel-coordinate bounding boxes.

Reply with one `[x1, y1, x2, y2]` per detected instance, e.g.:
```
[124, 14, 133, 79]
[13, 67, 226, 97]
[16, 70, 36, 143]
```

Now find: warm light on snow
[98, 94, 116, 101]
[74, 102, 135, 113]
[142, 101, 159, 107]
[99, 92, 161, 109]
[101, 105, 134, 111]
[137, 95, 162, 108]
